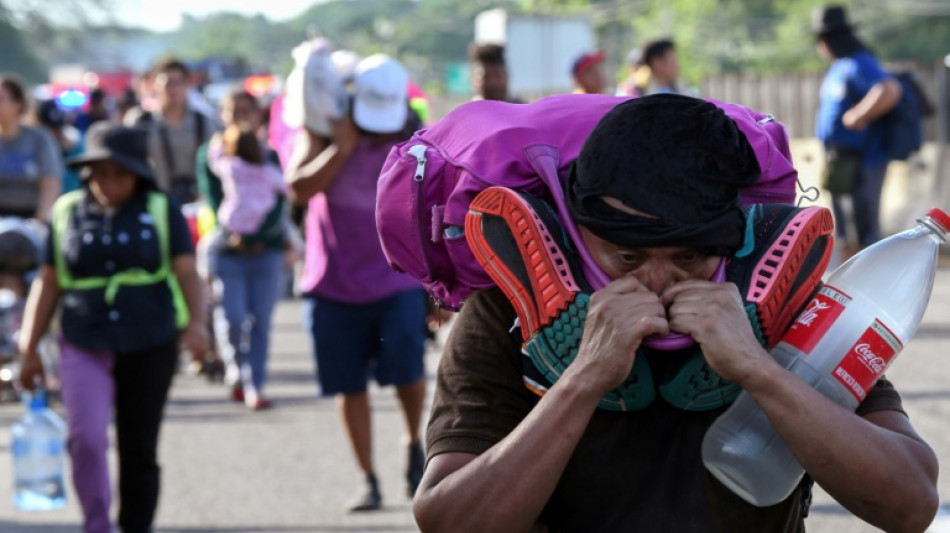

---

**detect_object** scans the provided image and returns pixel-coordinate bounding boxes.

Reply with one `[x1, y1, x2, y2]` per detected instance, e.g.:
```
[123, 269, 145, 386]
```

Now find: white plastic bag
[282, 38, 345, 136]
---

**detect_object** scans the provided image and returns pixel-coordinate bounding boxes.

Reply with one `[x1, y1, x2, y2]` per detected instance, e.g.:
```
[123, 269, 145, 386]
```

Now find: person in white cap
[286, 53, 428, 512]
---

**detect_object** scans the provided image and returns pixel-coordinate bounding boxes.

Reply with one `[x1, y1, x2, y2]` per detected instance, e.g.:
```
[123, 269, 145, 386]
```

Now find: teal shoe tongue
[657, 351, 742, 411]
[523, 293, 657, 412]
[520, 292, 763, 412]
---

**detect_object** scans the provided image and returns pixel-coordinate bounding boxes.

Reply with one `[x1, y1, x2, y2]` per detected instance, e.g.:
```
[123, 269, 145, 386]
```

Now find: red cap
[571, 50, 606, 76]
[927, 207, 950, 231]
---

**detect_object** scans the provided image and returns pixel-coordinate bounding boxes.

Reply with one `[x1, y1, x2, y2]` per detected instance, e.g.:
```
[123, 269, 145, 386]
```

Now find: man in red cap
[571, 50, 608, 95]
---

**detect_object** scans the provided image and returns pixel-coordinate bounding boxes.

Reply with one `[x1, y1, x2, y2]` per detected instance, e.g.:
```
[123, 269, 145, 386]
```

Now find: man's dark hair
[641, 39, 676, 68]
[469, 43, 506, 66]
[0, 73, 28, 116]
[152, 58, 191, 79]
[90, 88, 105, 105]
[119, 87, 138, 108]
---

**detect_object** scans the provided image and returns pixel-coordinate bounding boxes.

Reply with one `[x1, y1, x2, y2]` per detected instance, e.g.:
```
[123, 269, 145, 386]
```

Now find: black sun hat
[812, 5, 855, 36]
[66, 122, 154, 181]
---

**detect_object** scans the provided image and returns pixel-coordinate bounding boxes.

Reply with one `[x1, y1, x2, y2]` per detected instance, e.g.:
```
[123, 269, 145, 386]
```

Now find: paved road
[2, 268, 950, 533]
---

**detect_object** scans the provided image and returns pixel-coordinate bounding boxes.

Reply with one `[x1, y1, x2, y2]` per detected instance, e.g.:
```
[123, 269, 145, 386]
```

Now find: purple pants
[58, 337, 177, 533]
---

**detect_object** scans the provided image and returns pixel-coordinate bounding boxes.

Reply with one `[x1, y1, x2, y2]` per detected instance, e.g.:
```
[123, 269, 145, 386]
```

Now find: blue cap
[27, 389, 47, 411]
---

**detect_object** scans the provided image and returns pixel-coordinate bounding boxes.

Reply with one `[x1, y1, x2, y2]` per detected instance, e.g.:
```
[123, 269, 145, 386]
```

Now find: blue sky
[110, 0, 317, 32]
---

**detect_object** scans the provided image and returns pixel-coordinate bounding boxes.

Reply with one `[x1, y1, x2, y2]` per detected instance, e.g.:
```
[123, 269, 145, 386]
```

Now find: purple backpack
[376, 94, 798, 310]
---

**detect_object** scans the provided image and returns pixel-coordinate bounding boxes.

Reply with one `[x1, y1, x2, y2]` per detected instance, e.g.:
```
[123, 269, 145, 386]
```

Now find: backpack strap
[147, 192, 190, 329]
[147, 192, 171, 278]
[157, 122, 176, 176]
[194, 111, 206, 148]
[50, 190, 87, 290]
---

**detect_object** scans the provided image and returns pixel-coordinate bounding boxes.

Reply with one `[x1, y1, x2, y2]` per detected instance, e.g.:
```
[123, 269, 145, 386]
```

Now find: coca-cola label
[833, 320, 903, 402]
[782, 285, 851, 354]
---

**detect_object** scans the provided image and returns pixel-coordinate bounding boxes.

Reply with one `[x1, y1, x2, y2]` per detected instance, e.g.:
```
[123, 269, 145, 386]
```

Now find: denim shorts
[303, 289, 427, 395]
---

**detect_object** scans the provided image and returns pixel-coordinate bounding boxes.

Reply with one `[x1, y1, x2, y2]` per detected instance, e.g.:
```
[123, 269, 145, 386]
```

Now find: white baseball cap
[353, 54, 409, 134]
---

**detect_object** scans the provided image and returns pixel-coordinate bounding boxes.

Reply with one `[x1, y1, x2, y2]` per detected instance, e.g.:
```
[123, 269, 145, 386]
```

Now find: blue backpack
[879, 71, 931, 161]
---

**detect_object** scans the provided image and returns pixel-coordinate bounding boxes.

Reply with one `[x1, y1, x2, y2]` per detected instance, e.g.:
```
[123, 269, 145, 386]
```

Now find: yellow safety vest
[51, 190, 189, 329]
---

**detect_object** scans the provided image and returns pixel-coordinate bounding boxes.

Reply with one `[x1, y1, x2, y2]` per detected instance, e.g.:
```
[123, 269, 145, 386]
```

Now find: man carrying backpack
[813, 5, 902, 259]
[125, 59, 218, 204]
[411, 95, 938, 532]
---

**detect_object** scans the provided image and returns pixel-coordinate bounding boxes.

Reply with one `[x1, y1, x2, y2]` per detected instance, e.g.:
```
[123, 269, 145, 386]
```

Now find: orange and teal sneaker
[465, 186, 835, 411]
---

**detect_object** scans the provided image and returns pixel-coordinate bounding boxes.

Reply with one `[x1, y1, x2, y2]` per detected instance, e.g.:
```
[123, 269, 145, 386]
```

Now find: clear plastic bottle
[11, 388, 67, 510]
[702, 207, 950, 507]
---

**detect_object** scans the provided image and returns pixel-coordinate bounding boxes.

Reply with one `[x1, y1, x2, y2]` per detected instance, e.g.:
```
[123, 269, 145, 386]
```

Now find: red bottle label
[833, 320, 902, 402]
[782, 286, 851, 354]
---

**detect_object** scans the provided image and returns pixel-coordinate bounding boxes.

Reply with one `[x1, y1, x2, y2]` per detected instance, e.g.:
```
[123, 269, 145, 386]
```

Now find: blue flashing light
[56, 89, 88, 109]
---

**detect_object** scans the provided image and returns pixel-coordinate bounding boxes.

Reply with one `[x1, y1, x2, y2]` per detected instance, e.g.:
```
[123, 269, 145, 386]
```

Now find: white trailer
[475, 8, 597, 96]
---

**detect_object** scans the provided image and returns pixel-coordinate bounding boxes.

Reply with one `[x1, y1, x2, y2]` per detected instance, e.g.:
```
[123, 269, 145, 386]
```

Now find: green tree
[18, 0, 945, 93]
[855, 1, 950, 64]
[519, 0, 949, 81]
[1, 0, 118, 81]
[0, 6, 44, 81]
[174, 13, 295, 68]
[168, 0, 508, 92]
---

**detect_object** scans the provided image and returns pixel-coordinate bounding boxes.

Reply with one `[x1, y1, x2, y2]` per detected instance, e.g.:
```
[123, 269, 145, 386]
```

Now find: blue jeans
[214, 250, 284, 394]
[831, 162, 888, 248]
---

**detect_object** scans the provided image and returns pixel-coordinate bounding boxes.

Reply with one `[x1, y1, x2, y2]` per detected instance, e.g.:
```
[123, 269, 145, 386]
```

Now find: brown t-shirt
[427, 287, 907, 533]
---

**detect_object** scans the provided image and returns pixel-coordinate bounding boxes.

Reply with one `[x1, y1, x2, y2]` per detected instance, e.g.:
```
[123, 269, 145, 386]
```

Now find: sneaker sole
[466, 187, 583, 340]
[745, 206, 834, 345]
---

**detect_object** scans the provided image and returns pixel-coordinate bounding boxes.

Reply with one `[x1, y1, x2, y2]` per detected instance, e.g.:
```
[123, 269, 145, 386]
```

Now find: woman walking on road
[18, 122, 208, 533]
[197, 89, 288, 410]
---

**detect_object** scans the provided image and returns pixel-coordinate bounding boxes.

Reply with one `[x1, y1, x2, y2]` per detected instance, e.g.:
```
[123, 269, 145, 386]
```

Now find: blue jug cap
[27, 390, 47, 411]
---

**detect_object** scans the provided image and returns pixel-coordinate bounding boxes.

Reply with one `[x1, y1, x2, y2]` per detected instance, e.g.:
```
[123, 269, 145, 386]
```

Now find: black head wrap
[567, 94, 760, 256]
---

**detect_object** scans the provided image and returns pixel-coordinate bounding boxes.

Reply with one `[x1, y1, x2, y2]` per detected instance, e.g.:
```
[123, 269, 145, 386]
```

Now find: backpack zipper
[409, 145, 427, 181]
[407, 144, 436, 284]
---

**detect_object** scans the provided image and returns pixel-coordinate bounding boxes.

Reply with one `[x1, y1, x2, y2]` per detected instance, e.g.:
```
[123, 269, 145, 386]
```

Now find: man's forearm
[415, 373, 603, 533]
[845, 79, 902, 129]
[286, 142, 351, 203]
[743, 361, 938, 532]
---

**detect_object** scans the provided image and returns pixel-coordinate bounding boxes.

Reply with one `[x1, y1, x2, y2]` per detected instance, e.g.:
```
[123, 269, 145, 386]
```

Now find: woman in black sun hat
[18, 122, 208, 533]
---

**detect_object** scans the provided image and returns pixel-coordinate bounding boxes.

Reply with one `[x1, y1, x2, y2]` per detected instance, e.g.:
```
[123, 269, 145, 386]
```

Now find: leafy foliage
[0, 0, 114, 82]
[0, 12, 45, 82]
[2, 0, 947, 91]
[530, 0, 949, 82]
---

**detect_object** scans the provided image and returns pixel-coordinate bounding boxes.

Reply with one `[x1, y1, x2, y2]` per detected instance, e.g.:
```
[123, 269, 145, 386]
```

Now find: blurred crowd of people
[3, 38, 443, 530]
[0, 3, 920, 530]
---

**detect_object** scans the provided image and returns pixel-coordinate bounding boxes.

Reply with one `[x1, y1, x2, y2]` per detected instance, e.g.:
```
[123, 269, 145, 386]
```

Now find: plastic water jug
[702, 207, 949, 506]
[11, 388, 67, 510]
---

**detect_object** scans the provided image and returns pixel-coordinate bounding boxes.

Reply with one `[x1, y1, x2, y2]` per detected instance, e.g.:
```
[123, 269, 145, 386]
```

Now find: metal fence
[700, 62, 948, 142]
[427, 61, 949, 143]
